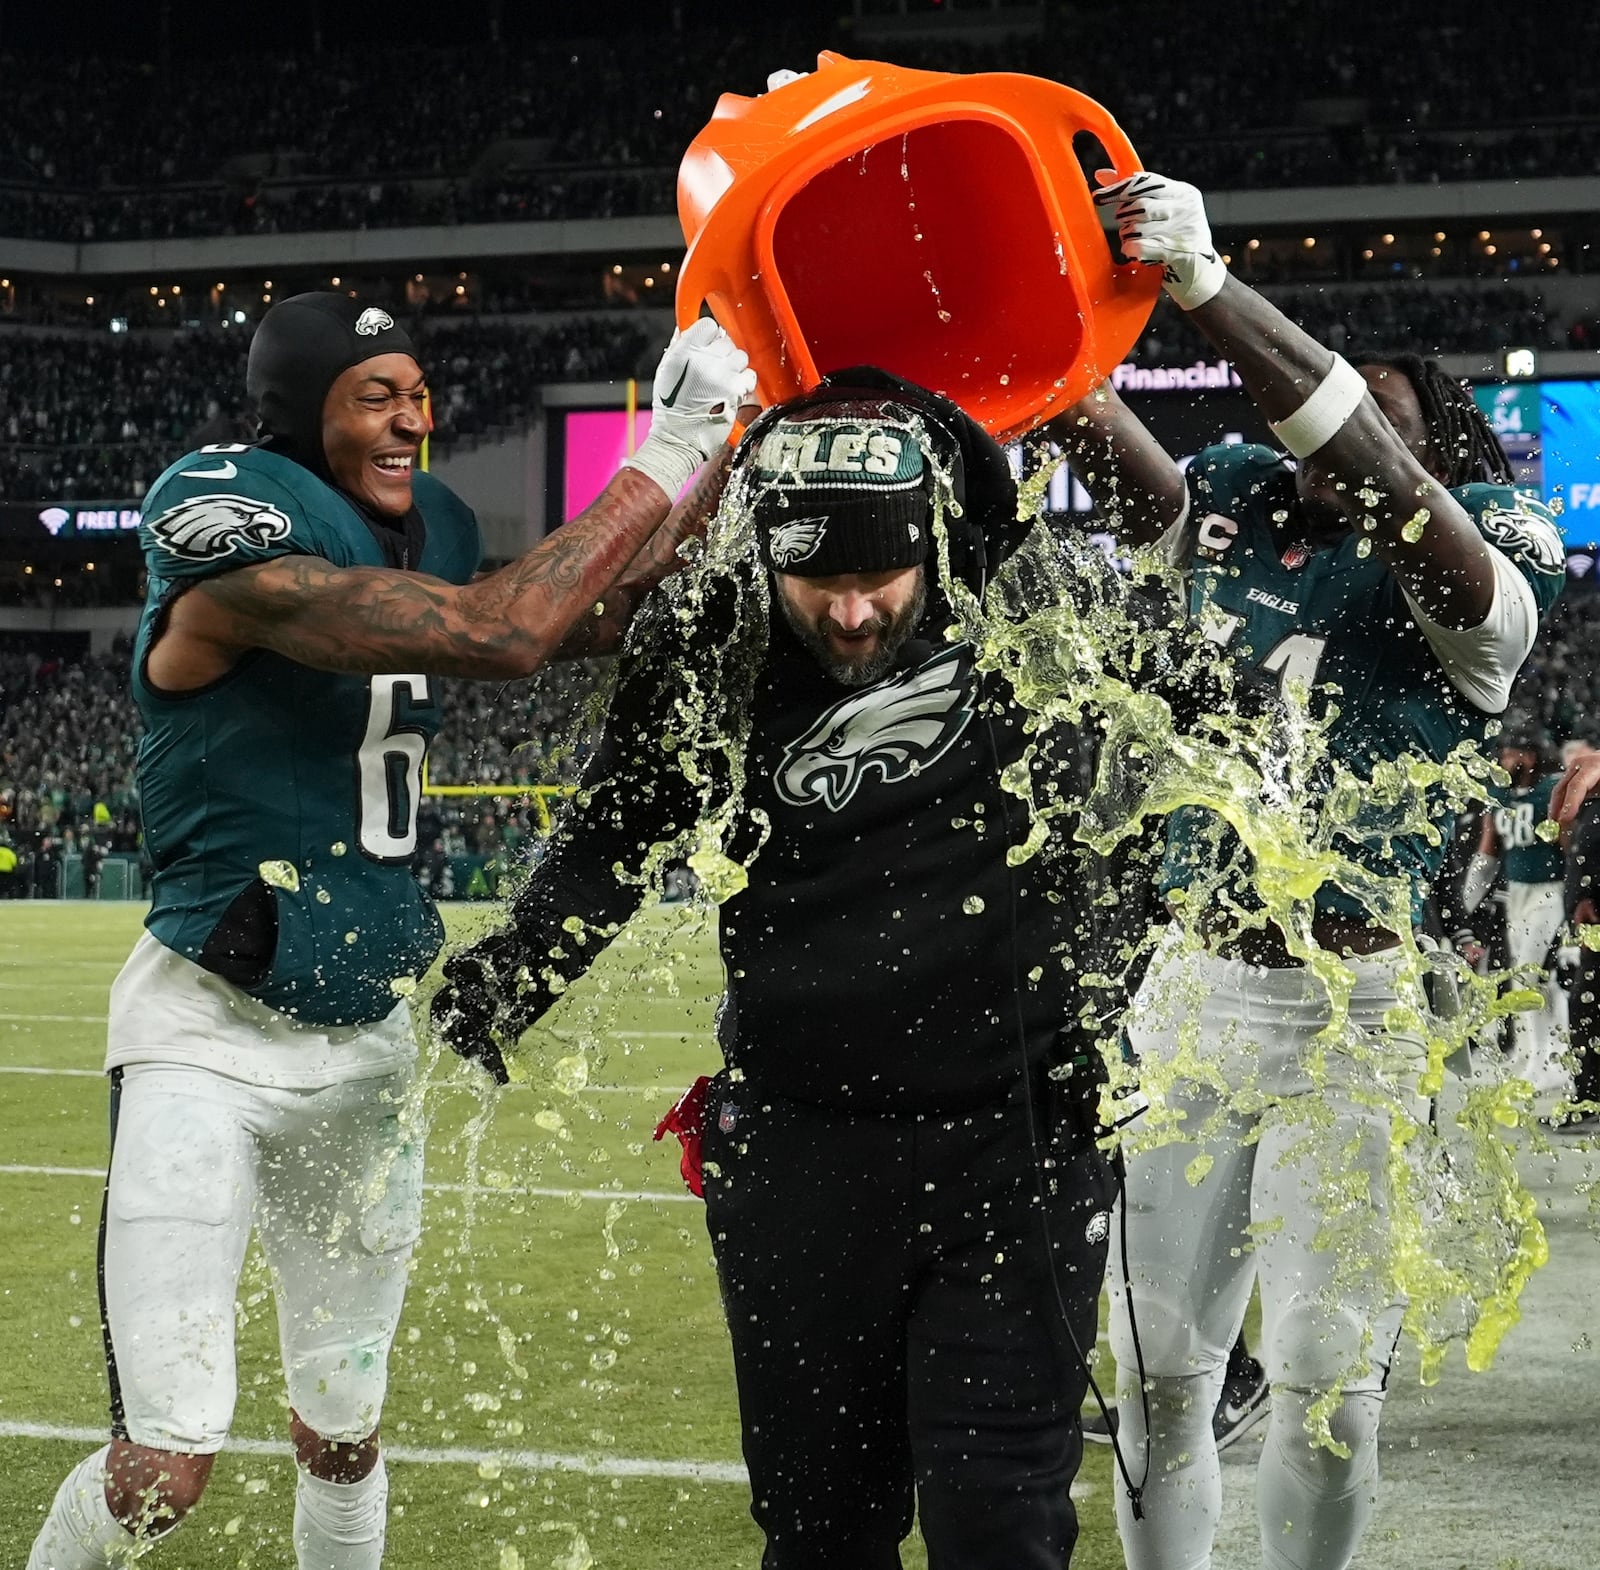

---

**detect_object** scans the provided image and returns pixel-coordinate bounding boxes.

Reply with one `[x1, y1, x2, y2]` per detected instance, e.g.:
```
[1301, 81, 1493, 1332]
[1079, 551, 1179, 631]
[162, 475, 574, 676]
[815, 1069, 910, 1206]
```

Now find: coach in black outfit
[434, 371, 1140, 1568]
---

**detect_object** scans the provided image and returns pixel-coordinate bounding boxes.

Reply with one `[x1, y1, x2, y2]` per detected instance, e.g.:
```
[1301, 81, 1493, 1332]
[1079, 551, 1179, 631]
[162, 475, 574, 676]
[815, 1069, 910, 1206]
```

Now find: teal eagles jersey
[1494, 772, 1564, 885]
[1162, 443, 1564, 926]
[133, 444, 481, 1026]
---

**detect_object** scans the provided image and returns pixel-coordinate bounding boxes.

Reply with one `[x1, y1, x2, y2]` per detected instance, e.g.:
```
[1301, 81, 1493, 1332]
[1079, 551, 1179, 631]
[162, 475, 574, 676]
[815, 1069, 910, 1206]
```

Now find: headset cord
[981, 704, 1147, 1522]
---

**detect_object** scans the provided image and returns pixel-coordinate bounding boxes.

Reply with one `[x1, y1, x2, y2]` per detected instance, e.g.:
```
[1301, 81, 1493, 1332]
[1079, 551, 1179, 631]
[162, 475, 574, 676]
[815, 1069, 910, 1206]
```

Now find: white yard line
[0, 1013, 110, 1023]
[0, 1013, 708, 1042]
[0, 1419, 747, 1483]
[0, 1064, 675, 1094]
[0, 1164, 698, 1204]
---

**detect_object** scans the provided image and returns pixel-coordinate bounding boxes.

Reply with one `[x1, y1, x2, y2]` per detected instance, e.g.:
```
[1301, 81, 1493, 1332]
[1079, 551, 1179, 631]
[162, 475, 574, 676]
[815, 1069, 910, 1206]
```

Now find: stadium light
[1504, 348, 1538, 379]
[233, 310, 246, 324]
[84, 295, 93, 305]
[1433, 231, 1446, 242]
[1532, 228, 1543, 239]
[331, 276, 341, 286]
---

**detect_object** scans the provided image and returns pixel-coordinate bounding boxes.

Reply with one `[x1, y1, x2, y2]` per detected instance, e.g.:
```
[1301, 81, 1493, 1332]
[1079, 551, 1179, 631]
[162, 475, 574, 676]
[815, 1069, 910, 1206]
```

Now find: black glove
[430, 928, 541, 1087]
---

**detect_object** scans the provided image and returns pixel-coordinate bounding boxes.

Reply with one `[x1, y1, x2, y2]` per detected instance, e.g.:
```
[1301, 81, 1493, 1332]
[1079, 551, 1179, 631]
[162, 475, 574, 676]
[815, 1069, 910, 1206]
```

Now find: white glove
[1093, 170, 1227, 311]
[623, 319, 757, 501]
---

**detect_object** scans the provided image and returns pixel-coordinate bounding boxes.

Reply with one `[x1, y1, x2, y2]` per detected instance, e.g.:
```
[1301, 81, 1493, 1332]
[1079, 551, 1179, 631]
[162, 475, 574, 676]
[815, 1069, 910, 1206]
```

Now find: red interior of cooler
[769, 118, 1086, 408]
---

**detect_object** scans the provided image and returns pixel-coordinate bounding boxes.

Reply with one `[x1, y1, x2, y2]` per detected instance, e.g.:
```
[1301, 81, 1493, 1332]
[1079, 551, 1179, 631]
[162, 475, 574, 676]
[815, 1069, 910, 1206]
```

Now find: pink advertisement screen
[561, 409, 654, 522]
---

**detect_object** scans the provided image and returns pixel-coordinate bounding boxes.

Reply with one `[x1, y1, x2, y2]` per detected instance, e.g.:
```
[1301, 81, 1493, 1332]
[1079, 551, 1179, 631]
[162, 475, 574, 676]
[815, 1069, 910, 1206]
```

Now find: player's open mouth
[372, 454, 414, 476]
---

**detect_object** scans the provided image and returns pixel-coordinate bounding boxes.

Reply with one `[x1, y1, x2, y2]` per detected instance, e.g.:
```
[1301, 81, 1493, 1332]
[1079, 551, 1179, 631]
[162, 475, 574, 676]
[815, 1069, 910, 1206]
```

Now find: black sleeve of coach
[430, 651, 701, 1081]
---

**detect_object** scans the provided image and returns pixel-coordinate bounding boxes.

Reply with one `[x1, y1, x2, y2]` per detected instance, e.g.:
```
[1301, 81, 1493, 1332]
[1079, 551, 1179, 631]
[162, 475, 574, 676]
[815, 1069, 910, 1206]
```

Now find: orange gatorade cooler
[676, 52, 1161, 441]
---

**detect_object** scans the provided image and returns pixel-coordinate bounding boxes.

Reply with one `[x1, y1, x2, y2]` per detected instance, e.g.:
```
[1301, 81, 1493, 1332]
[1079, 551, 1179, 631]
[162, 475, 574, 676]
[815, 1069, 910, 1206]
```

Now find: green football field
[6, 904, 1600, 1570]
[0, 903, 1130, 1570]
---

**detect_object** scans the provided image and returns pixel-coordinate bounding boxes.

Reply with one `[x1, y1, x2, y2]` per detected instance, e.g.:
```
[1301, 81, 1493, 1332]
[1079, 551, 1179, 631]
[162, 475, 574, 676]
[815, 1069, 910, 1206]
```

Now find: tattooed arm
[148, 467, 678, 687]
[551, 425, 744, 660]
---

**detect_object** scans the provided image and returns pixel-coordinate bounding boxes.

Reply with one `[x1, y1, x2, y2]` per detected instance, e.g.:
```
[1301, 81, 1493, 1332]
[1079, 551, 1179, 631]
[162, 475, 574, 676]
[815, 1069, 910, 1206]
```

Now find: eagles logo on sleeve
[774, 646, 974, 810]
[1477, 499, 1564, 576]
[146, 493, 294, 561]
[768, 516, 830, 569]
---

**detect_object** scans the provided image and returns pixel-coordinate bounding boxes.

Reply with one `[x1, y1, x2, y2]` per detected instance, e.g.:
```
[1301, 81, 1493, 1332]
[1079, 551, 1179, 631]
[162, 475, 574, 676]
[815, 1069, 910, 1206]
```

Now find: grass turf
[0, 902, 1126, 1569]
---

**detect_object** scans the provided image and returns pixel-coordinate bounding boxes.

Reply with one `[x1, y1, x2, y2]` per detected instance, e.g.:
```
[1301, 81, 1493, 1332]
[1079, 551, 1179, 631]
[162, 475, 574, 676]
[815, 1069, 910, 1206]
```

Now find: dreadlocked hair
[1356, 352, 1514, 488]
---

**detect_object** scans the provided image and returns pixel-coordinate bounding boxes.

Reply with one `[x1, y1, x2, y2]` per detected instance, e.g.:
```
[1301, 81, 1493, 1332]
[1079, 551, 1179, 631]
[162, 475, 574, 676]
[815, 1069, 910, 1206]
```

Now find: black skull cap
[247, 292, 421, 479]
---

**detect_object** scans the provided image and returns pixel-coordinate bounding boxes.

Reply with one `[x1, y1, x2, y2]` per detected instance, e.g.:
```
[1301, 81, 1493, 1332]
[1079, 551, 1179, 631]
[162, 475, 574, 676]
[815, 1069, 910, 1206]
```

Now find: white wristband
[621, 431, 702, 503]
[1269, 355, 1368, 459]
[1166, 250, 1228, 312]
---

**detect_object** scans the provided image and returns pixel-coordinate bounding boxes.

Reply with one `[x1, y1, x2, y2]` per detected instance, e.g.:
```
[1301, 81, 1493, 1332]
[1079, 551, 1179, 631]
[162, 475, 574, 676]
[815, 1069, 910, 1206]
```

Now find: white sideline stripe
[0, 1164, 699, 1205]
[0, 1419, 747, 1482]
[0, 1065, 675, 1095]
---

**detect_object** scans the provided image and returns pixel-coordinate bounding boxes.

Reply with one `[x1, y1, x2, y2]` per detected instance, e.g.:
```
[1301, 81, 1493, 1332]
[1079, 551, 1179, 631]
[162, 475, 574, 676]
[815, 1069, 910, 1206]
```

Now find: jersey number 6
[358, 675, 431, 861]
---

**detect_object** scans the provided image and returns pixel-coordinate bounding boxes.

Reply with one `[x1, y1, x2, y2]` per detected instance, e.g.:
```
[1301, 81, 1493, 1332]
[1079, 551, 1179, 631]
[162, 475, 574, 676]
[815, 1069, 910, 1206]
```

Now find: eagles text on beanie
[750, 400, 934, 578]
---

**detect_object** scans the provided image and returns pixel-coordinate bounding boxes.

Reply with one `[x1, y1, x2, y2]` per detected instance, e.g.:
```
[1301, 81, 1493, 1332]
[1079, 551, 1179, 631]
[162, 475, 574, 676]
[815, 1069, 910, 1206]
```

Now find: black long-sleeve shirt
[465, 532, 1226, 1113]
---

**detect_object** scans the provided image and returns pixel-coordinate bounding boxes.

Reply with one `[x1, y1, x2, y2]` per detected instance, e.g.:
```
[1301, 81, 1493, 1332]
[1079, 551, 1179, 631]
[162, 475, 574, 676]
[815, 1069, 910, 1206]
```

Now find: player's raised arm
[1095, 170, 1510, 630]
[149, 321, 754, 686]
[553, 395, 761, 658]
[1042, 379, 1189, 550]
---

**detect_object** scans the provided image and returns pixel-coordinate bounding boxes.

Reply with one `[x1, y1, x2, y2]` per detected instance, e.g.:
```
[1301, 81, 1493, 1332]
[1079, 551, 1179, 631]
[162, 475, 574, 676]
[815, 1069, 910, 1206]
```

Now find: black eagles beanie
[246, 292, 420, 481]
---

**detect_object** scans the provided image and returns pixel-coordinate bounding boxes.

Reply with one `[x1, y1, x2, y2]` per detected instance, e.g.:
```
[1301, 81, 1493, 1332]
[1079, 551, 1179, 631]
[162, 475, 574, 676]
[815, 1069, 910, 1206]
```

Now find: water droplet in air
[962, 895, 985, 915]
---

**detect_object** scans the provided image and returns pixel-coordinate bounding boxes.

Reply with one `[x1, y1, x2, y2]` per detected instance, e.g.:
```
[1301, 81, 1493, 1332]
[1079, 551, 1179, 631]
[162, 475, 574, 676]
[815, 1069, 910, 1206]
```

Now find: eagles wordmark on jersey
[1163, 442, 1565, 922]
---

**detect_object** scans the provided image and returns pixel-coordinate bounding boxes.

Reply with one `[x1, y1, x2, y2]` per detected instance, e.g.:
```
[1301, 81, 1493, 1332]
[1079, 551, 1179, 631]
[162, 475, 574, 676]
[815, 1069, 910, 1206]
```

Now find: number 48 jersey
[133, 444, 481, 1026]
[1162, 443, 1564, 923]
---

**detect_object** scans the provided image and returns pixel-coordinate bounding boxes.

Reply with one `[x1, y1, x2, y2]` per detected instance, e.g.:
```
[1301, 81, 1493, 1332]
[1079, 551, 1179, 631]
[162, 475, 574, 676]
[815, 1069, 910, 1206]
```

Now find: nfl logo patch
[1280, 541, 1311, 570]
[718, 1102, 739, 1133]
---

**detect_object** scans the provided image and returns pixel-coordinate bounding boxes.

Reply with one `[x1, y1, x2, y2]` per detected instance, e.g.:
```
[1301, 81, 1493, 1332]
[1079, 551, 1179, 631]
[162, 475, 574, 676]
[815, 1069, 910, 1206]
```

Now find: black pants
[1570, 944, 1600, 1106]
[701, 1070, 1113, 1570]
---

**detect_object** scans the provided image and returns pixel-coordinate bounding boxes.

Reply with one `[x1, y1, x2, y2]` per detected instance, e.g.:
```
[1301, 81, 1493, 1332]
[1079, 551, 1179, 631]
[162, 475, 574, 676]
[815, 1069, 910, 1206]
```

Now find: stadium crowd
[0, 314, 651, 500]
[3, 561, 1598, 899]
[3, 7, 1600, 240]
[1136, 282, 1558, 365]
[0, 276, 1561, 503]
[0, 643, 610, 899]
